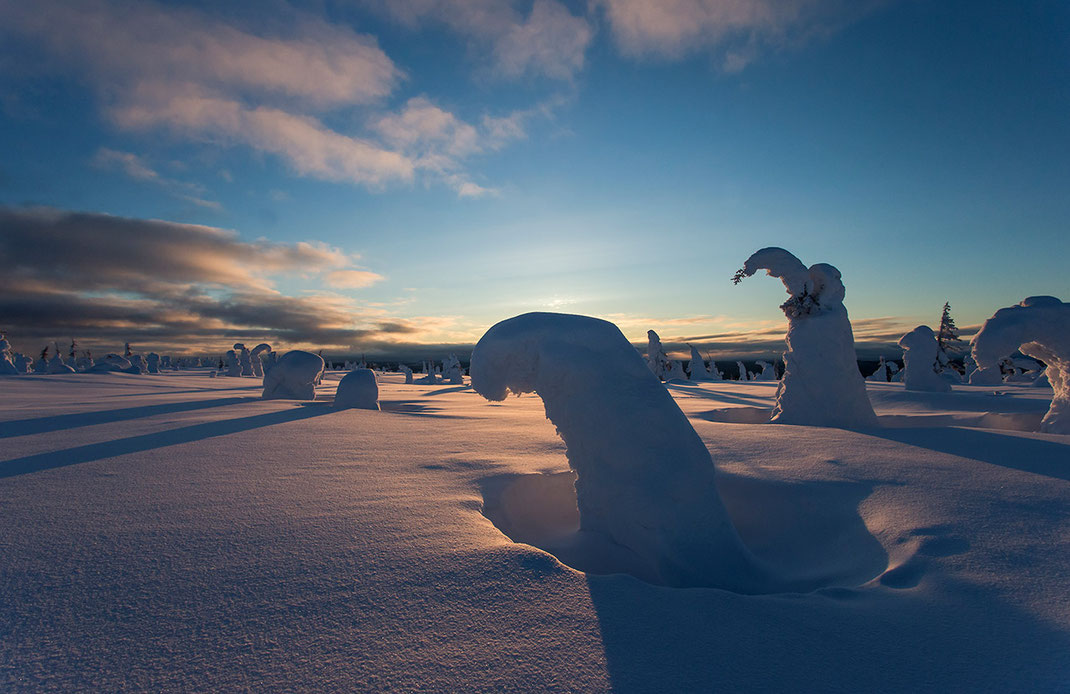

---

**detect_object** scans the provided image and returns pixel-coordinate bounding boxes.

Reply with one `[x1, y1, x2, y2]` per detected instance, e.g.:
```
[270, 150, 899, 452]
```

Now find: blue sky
[1, 0, 1067, 358]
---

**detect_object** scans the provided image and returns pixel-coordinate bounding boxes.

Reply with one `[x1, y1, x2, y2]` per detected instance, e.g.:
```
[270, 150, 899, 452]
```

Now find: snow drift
[734, 247, 877, 428]
[262, 350, 326, 401]
[972, 296, 1070, 434]
[469, 312, 769, 591]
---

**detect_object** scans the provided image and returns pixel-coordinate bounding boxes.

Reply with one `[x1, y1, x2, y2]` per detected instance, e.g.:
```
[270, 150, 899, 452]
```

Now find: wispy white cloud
[595, 0, 885, 72]
[370, 0, 592, 80]
[92, 148, 222, 210]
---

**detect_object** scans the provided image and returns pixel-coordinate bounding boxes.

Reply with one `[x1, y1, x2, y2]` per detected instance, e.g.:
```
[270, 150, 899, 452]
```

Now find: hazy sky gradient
[1, 0, 1067, 358]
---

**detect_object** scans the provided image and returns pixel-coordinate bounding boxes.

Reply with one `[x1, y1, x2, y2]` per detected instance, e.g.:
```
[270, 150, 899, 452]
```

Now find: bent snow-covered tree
[898, 326, 952, 393]
[972, 296, 1070, 434]
[733, 247, 877, 427]
[470, 312, 770, 591]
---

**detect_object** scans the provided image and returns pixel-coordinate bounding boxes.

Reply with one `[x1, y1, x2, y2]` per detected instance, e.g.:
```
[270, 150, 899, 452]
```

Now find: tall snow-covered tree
[936, 301, 964, 371]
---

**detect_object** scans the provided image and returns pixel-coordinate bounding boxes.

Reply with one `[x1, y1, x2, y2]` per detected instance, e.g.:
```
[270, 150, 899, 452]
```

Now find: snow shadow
[868, 427, 1070, 481]
[0, 404, 333, 478]
[479, 470, 887, 592]
[0, 396, 259, 439]
[583, 569, 1070, 693]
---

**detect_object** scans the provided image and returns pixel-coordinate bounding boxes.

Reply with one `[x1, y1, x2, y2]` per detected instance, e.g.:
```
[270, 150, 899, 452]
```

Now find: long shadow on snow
[585, 570, 1070, 692]
[0, 397, 259, 439]
[0, 403, 332, 478]
[869, 427, 1070, 482]
[664, 382, 777, 407]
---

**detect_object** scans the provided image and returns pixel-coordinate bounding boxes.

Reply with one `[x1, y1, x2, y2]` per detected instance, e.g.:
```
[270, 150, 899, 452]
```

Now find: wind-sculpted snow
[234, 344, 254, 377]
[334, 368, 380, 410]
[734, 247, 877, 428]
[898, 326, 951, 393]
[262, 350, 325, 401]
[470, 312, 770, 591]
[972, 296, 1070, 434]
[0, 334, 17, 375]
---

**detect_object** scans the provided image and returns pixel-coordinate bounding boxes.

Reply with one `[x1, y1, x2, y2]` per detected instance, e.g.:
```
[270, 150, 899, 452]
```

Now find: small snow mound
[262, 350, 325, 401]
[334, 368, 380, 410]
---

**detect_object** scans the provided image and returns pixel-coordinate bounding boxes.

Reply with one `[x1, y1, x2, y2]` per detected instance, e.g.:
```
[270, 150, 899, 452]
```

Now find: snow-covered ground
[1, 371, 1067, 691]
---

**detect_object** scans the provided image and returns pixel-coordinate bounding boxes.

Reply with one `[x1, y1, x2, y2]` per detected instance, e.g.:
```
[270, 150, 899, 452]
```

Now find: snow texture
[470, 312, 767, 590]
[898, 326, 952, 393]
[735, 247, 878, 427]
[972, 296, 1070, 434]
[333, 368, 380, 410]
[261, 350, 326, 401]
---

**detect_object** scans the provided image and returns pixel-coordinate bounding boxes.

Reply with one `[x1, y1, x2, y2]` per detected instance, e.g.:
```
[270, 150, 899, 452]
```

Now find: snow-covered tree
[334, 368, 380, 410]
[972, 296, 1070, 434]
[469, 312, 770, 590]
[262, 350, 326, 400]
[898, 326, 951, 392]
[687, 345, 711, 380]
[935, 301, 964, 371]
[733, 247, 877, 427]
[646, 330, 669, 380]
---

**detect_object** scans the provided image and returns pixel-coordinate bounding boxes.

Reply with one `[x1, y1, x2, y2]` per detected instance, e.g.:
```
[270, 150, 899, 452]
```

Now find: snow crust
[261, 350, 325, 401]
[735, 247, 877, 427]
[898, 326, 952, 393]
[334, 368, 380, 410]
[469, 312, 767, 590]
[972, 296, 1070, 434]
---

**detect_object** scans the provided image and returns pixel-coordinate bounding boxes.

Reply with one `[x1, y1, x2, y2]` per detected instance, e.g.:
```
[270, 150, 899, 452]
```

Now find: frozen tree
[646, 330, 669, 380]
[936, 301, 964, 371]
[443, 353, 464, 385]
[470, 312, 770, 590]
[753, 361, 776, 381]
[47, 351, 75, 374]
[250, 343, 272, 378]
[146, 353, 161, 374]
[898, 326, 951, 392]
[224, 350, 241, 377]
[262, 350, 326, 400]
[14, 353, 32, 373]
[233, 344, 254, 377]
[735, 361, 749, 381]
[972, 296, 1070, 434]
[399, 363, 414, 384]
[866, 357, 889, 382]
[125, 353, 147, 374]
[334, 368, 380, 410]
[34, 346, 49, 373]
[666, 359, 688, 381]
[733, 247, 878, 427]
[687, 345, 711, 380]
[0, 333, 18, 375]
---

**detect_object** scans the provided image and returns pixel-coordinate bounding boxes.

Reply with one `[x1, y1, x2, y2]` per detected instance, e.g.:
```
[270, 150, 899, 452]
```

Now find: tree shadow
[867, 427, 1070, 481]
[665, 383, 776, 407]
[585, 571, 1070, 692]
[0, 403, 333, 478]
[0, 397, 260, 439]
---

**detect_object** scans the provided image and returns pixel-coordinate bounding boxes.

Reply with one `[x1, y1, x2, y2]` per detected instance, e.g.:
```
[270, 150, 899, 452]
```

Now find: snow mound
[972, 296, 1070, 434]
[898, 326, 952, 393]
[469, 312, 777, 591]
[334, 369, 380, 410]
[734, 247, 877, 428]
[262, 350, 326, 401]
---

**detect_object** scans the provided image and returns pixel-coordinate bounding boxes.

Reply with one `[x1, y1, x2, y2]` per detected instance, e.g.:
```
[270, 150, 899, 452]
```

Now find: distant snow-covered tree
[936, 302, 964, 371]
